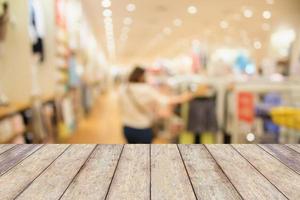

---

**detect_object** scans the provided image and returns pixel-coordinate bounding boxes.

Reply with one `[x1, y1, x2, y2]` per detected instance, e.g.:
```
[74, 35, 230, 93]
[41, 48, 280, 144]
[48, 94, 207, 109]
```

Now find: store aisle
[67, 91, 126, 144]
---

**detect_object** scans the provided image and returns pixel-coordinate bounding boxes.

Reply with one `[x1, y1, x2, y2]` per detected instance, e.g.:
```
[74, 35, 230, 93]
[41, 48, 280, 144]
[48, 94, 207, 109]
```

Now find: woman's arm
[168, 92, 193, 105]
[168, 85, 209, 105]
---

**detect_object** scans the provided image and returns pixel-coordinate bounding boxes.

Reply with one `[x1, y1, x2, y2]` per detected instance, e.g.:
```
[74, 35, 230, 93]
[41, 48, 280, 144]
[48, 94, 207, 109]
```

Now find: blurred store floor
[67, 91, 126, 144]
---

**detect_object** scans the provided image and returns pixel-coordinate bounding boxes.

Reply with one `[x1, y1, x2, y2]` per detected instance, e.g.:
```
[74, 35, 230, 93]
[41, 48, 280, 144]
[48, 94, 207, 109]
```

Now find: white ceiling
[82, 0, 300, 65]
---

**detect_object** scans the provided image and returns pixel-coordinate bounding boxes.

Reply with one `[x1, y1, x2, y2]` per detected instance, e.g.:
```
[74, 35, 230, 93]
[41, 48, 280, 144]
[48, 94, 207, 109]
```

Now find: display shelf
[0, 94, 55, 143]
[0, 103, 29, 121]
[0, 94, 55, 120]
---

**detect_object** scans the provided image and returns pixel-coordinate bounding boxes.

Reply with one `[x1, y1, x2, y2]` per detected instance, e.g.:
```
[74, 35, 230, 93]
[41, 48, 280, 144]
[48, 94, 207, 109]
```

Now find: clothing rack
[229, 80, 300, 143]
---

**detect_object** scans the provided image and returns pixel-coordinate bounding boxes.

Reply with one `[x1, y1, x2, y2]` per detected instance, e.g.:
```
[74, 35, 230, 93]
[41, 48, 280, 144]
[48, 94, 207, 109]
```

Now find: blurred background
[0, 0, 300, 144]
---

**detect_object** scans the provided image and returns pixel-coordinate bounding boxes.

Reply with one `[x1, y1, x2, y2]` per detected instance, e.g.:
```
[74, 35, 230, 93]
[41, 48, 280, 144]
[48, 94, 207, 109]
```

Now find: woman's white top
[119, 83, 168, 129]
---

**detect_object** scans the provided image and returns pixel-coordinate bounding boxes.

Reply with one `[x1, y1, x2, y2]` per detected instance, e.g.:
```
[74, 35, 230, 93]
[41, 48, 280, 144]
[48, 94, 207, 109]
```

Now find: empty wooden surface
[259, 144, 300, 174]
[0, 144, 42, 176]
[151, 145, 196, 200]
[0, 144, 15, 154]
[233, 144, 300, 199]
[106, 144, 150, 200]
[61, 145, 123, 200]
[178, 145, 242, 200]
[0, 144, 299, 200]
[207, 145, 287, 200]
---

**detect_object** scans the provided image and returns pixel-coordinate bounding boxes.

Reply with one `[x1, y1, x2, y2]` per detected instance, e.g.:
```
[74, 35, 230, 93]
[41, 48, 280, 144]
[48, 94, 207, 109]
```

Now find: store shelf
[0, 103, 29, 120]
[0, 94, 56, 144]
[0, 144, 299, 199]
[0, 94, 55, 120]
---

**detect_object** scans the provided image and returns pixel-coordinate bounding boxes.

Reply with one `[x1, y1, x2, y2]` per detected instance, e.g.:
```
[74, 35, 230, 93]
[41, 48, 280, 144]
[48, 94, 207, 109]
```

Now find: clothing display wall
[29, 0, 45, 62]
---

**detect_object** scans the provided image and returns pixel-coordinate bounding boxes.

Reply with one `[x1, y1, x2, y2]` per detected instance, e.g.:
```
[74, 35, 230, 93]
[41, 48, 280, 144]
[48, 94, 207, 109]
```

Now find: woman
[119, 66, 192, 144]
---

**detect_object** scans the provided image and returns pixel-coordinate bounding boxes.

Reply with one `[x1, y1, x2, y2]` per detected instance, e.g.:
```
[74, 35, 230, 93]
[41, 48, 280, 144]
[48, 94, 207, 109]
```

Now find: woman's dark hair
[129, 66, 145, 83]
[3, 2, 8, 11]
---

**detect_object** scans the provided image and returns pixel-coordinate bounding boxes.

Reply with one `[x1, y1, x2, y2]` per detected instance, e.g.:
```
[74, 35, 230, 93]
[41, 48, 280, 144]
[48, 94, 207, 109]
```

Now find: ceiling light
[123, 17, 133, 25]
[126, 3, 136, 12]
[243, 9, 253, 18]
[101, 0, 111, 8]
[271, 29, 296, 48]
[103, 9, 112, 17]
[220, 20, 229, 29]
[187, 6, 197, 15]
[163, 27, 172, 35]
[173, 18, 182, 27]
[254, 41, 262, 49]
[262, 10, 272, 19]
[266, 0, 274, 5]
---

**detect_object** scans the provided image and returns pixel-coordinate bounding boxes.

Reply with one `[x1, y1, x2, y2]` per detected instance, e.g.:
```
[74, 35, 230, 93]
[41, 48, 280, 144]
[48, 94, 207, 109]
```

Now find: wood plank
[286, 144, 300, 154]
[206, 145, 287, 200]
[0, 144, 69, 200]
[106, 144, 150, 200]
[0, 144, 16, 155]
[0, 144, 42, 176]
[178, 145, 241, 200]
[233, 144, 300, 199]
[60, 145, 123, 200]
[15, 145, 96, 200]
[151, 145, 196, 200]
[259, 144, 300, 174]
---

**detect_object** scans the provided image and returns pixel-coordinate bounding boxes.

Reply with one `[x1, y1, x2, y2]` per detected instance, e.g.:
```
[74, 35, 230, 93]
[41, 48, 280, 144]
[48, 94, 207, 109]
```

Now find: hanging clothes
[187, 96, 218, 134]
[29, 0, 45, 62]
[255, 93, 282, 143]
[69, 55, 80, 87]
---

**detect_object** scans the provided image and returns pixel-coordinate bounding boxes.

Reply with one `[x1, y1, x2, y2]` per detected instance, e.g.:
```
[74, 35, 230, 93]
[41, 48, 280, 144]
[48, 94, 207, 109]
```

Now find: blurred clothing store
[0, 0, 300, 144]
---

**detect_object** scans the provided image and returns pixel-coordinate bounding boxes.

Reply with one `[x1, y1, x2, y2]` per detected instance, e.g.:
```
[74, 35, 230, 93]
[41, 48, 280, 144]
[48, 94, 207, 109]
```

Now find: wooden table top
[0, 144, 299, 200]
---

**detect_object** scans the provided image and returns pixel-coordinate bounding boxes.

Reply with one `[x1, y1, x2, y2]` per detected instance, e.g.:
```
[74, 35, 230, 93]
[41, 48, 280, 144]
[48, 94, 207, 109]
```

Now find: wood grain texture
[178, 145, 242, 200]
[0, 144, 42, 176]
[0, 144, 69, 200]
[233, 144, 300, 199]
[0, 144, 298, 199]
[0, 144, 16, 155]
[286, 144, 300, 154]
[259, 144, 300, 174]
[61, 145, 123, 200]
[16, 144, 96, 200]
[206, 145, 287, 200]
[151, 144, 196, 200]
[106, 144, 150, 200]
